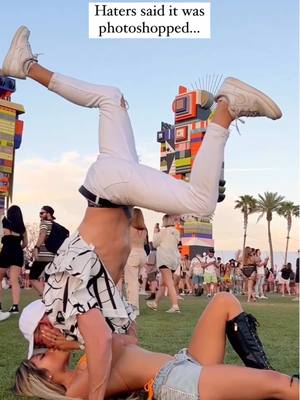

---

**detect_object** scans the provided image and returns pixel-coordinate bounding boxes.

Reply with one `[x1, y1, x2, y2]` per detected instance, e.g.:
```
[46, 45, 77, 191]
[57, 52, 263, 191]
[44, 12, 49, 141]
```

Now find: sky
[0, 0, 299, 255]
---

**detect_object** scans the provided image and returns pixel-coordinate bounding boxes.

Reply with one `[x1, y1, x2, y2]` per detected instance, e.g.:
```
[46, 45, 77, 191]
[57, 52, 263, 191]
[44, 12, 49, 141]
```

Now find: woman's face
[31, 350, 70, 376]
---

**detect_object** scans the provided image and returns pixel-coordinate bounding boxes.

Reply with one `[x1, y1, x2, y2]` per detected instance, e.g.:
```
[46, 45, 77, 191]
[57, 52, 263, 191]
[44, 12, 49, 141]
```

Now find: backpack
[44, 221, 70, 254]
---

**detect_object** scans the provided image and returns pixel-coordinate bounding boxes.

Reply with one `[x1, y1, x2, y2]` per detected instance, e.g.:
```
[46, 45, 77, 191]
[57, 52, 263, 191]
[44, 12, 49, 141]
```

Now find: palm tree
[234, 195, 257, 262]
[255, 192, 285, 269]
[277, 201, 300, 265]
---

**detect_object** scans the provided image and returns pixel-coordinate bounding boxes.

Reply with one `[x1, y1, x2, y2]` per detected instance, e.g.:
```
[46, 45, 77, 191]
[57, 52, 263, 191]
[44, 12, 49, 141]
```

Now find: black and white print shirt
[44, 231, 136, 343]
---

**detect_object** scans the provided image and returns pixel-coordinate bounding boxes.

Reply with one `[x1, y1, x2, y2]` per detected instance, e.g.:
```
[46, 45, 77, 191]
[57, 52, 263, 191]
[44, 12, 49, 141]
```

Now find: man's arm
[33, 228, 47, 260]
[77, 309, 112, 400]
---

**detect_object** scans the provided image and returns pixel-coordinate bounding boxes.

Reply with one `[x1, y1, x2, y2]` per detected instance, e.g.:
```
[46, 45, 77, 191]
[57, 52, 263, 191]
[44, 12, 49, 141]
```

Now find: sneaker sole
[2, 25, 29, 78]
[146, 303, 157, 311]
[223, 77, 282, 120]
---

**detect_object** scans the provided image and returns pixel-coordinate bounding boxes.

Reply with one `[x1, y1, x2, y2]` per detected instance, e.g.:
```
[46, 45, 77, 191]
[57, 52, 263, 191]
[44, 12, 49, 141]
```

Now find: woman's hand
[41, 326, 80, 351]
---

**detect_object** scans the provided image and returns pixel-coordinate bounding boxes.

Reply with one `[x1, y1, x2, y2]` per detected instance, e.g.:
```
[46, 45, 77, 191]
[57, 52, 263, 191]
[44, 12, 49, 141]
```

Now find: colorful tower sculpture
[0, 76, 25, 214]
[157, 84, 225, 258]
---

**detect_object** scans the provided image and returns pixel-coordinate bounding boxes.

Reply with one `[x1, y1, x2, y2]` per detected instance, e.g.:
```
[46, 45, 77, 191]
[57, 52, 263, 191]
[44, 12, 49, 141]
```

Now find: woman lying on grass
[14, 293, 298, 400]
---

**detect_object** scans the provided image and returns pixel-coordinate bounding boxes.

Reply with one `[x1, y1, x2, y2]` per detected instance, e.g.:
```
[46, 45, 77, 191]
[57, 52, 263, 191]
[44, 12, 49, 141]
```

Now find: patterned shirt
[37, 220, 55, 262]
[44, 231, 136, 343]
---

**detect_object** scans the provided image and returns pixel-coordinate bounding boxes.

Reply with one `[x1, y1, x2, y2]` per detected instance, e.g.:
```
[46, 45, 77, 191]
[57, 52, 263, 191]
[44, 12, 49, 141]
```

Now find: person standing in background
[254, 249, 269, 299]
[0, 205, 28, 314]
[280, 263, 292, 296]
[124, 208, 148, 315]
[147, 215, 181, 313]
[145, 242, 158, 301]
[190, 253, 204, 296]
[203, 249, 218, 298]
[29, 206, 56, 295]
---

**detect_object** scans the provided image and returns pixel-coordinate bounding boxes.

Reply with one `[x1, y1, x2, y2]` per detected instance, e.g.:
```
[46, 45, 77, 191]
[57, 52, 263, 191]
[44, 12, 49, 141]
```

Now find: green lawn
[0, 290, 298, 400]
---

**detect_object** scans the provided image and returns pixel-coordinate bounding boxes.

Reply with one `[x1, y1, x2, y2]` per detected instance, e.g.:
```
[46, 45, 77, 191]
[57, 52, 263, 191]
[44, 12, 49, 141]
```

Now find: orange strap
[144, 377, 155, 400]
[76, 353, 87, 368]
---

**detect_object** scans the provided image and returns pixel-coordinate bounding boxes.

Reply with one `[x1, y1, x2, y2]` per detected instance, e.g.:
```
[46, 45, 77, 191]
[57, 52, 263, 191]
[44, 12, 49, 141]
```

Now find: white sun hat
[19, 300, 46, 358]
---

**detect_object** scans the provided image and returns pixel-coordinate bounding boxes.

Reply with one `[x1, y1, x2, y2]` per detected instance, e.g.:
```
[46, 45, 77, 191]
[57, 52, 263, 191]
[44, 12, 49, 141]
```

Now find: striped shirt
[37, 220, 55, 262]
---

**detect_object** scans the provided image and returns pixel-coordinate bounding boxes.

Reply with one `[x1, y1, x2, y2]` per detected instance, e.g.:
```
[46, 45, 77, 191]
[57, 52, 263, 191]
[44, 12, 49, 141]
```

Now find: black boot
[226, 312, 273, 370]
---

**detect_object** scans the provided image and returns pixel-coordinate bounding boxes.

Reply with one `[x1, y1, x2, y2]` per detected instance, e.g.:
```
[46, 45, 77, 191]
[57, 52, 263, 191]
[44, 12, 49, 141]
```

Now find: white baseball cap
[19, 300, 46, 359]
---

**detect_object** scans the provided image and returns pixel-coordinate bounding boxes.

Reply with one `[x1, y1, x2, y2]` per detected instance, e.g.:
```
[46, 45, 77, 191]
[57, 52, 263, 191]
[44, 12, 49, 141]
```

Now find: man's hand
[41, 326, 81, 351]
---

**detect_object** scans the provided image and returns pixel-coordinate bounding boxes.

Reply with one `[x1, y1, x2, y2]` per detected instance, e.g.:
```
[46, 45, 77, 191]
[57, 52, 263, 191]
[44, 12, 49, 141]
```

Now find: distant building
[157, 82, 225, 257]
[0, 75, 25, 215]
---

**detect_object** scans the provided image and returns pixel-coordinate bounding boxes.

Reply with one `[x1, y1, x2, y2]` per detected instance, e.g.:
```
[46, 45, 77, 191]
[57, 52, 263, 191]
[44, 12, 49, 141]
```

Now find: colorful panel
[157, 131, 165, 143]
[175, 142, 190, 151]
[173, 91, 197, 123]
[15, 119, 24, 135]
[175, 125, 188, 142]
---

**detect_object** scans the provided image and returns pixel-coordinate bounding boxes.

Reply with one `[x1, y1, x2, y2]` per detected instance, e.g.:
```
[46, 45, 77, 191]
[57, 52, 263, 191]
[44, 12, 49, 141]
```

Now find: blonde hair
[131, 208, 146, 230]
[14, 360, 80, 400]
[162, 214, 176, 227]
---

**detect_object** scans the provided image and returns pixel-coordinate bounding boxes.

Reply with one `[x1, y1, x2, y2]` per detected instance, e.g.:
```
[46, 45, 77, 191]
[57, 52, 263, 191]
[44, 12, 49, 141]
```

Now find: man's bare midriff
[78, 207, 132, 283]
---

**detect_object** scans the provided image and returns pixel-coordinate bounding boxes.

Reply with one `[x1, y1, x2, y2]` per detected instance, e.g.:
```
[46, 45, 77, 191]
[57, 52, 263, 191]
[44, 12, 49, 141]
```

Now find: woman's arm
[22, 230, 28, 249]
[77, 309, 112, 400]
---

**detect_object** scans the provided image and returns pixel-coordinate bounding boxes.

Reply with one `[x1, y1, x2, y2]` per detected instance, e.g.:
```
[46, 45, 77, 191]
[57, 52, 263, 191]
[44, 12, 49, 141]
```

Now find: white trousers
[255, 274, 265, 296]
[48, 73, 229, 216]
[124, 248, 147, 313]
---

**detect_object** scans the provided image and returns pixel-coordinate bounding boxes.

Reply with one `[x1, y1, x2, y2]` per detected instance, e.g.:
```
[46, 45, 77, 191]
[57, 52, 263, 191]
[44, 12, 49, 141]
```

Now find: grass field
[0, 289, 298, 400]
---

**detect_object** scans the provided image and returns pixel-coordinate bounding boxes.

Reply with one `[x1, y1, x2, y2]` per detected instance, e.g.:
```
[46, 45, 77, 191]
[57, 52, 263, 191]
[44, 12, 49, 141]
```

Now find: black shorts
[0, 248, 24, 268]
[29, 261, 49, 280]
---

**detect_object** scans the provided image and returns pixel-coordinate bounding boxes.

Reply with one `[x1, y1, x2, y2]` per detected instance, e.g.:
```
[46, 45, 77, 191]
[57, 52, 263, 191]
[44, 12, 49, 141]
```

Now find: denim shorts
[192, 275, 204, 285]
[153, 349, 201, 400]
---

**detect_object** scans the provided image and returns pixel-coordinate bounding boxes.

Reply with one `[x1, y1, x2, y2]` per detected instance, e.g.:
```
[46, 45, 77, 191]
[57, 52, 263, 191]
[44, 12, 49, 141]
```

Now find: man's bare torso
[78, 207, 132, 283]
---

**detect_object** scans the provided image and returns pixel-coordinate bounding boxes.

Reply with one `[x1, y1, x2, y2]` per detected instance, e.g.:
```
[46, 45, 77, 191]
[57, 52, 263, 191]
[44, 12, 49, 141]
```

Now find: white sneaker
[260, 295, 268, 299]
[166, 306, 180, 313]
[146, 301, 157, 311]
[2, 26, 38, 79]
[0, 311, 10, 321]
[216, 77, 282, 120]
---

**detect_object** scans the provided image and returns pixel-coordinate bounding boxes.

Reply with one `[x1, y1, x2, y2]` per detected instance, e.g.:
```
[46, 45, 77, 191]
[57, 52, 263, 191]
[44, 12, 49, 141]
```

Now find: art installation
[0, 76, 25, 214]
[157, 77, 225, 257]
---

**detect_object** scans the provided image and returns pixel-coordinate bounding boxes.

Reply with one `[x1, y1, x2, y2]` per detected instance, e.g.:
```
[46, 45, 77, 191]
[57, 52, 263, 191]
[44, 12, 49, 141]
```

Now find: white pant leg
[48, 72, 138, 162]
[48, 73, 229, 216]
[255, 275, 264, 296]
[84, 123, 228, 215]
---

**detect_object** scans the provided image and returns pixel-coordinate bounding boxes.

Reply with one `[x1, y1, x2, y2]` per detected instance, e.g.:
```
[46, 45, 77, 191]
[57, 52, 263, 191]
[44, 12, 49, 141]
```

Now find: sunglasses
[39, 211, 46, 215]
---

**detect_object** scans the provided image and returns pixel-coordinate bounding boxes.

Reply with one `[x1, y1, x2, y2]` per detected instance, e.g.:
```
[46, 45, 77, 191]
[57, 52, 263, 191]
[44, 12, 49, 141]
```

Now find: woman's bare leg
[159, 269, 178, 308]
[27, 63, 53, 87]
[9, 266, 21, 305]
[199, 365, 298, 400]
[188, 292, 243, 364]
[0, 268, 6, 305]
[247, 278, 255, 302]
